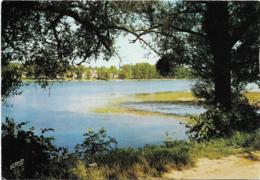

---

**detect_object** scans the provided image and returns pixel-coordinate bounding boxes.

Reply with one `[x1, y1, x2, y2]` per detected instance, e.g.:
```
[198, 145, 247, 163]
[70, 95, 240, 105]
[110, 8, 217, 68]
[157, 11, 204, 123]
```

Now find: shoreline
[94, 91, 260, 120]
[21, 79, 260, 92]
[22, 78, 196, 82]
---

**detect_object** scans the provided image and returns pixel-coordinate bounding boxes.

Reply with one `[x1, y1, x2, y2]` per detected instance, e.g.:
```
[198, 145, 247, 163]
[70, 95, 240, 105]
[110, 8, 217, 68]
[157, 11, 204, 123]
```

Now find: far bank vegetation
[15, 63, 196, 80]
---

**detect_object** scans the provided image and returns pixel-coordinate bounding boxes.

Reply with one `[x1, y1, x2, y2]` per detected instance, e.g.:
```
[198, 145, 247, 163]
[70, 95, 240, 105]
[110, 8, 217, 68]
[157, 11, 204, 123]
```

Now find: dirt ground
[163, 151, 260, 179]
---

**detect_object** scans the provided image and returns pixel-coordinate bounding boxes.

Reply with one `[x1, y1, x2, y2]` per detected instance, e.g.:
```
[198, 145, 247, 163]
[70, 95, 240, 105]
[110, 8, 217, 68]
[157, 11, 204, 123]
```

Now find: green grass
[133, 91, 196, 103]
[190, 139, 242, 160]
[94, 91, 196, 122]
[94, 91, 260, 122]
[95, 106, 191, 122]
[70, 129, 260, 179]
[134, 91, 260, 104]
[245, 92, 260, 105]
[70, 144, 194, 179]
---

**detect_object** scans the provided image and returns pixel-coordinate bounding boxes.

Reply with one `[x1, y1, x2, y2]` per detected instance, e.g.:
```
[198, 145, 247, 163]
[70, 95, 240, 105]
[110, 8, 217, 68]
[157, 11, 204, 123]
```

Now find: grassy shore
[95, 106, 191, 122]
[133, 91, 260, 104]
[3, 116, 259, 179]
[133, 91, 196, 103]
[246, 91, 260, 104]
[94, 91, 260, 122]
[70, 129, 260, 179]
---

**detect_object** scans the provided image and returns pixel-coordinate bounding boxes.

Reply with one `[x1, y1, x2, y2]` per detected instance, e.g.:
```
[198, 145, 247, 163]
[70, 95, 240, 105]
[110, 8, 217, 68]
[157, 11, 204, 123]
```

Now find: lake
[1, 80, 259, 150]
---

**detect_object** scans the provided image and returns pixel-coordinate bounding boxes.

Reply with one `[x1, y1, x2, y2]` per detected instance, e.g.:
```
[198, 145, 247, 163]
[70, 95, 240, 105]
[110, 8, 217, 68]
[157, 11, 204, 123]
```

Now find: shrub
[70, 161, 105, 180]
[75, 128, 117, 162]
[1, 117, 70, 179]
[227, 129, 260, 149]
[187, 96, 260, 142]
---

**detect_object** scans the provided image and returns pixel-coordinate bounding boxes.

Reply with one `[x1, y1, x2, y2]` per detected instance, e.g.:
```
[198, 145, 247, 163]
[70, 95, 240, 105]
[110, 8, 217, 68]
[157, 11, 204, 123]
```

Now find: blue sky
[86, 34, 160, 68]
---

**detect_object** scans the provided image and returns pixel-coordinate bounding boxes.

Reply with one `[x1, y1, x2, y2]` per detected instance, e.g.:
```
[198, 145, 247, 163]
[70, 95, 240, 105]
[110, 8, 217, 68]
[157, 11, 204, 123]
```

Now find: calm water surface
[2, 80, 258, 150]
[123, 102, 206, 116]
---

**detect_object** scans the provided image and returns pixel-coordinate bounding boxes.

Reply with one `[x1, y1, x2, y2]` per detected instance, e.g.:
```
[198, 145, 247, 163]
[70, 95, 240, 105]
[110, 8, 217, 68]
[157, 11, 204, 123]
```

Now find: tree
[2, 1, 119, 99]
[116, 1, 259, 109]
[1, 63, 23, 100]
[119, 64, 133, 79]
[156, 56, 175, 77]
[121, 1, 260, 138]
[97, 67, 110, 80]
[150, 2, 259, 109]
[174, 66, 195, 79]
[132, 63, 158, 79]
[109, 66, 118, 79]
[1, 1, 159, 97]
[84, 67, 92, 80]
[75, 65, 86, 79]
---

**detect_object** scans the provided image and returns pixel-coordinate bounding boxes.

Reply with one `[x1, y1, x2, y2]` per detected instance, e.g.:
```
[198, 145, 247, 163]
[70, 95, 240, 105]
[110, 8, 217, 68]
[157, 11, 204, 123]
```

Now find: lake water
[123, 102, 206, 116]
[1, 80, 259, 150]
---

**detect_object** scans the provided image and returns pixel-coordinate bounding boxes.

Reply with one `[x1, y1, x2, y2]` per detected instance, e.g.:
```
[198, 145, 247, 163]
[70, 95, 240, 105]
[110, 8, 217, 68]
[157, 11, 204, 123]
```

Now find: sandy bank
[163, 151, 260, 179]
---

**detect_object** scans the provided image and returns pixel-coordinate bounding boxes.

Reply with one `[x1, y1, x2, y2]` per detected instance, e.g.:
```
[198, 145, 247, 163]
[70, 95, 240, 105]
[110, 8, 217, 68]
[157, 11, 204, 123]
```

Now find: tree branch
[107, 24, 162, 56]
[52, 26, 62, 59]
[36, 5, 113, 53]
[35, 4, 206, 60]
[2, 33, 27, 55]
[171, 26, 206, 38]
[109, 23, 206, 57]
[76, 41, 102, 65]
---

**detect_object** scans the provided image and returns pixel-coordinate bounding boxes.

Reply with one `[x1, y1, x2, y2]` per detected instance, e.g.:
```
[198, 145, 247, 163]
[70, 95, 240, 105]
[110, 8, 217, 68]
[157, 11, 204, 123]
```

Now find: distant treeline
[19, 63, 196, 80]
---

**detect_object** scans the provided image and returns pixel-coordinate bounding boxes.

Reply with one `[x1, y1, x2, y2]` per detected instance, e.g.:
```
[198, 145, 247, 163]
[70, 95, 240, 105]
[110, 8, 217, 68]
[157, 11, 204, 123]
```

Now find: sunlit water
[123, 102, 206, 116]
[2, 80, 259, 150]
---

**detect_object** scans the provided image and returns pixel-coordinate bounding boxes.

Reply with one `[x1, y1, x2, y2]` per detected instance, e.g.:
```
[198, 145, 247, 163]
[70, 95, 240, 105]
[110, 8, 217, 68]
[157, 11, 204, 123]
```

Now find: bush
[75, 128, 117, 162]
[1, 118, 72, 179]
[186, 96, 260, 142]
[228, 129, 260, 149]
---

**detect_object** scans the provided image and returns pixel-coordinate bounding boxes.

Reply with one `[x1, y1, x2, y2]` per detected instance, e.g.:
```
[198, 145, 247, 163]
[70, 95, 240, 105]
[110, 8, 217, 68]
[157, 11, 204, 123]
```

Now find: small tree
[75, 128, 117, 161]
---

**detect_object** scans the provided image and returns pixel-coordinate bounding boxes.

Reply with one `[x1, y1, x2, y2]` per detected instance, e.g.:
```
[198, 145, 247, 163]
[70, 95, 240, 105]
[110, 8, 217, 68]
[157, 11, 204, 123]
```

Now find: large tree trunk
[205, 2, 232, 110]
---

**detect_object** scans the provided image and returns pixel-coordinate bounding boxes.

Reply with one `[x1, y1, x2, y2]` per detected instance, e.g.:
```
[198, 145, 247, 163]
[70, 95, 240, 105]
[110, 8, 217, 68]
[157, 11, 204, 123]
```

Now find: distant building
[90, 70, 98, 79]
[73, 73, 77, 79]
[114, 74, 118, 79]
[110, 73, 118, 79]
